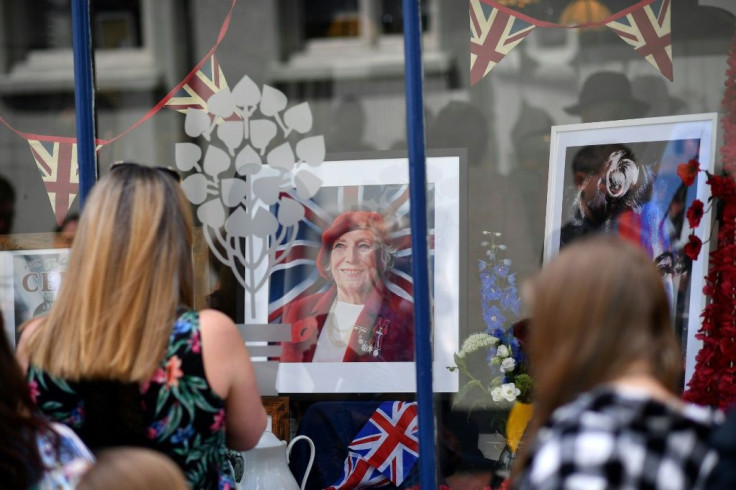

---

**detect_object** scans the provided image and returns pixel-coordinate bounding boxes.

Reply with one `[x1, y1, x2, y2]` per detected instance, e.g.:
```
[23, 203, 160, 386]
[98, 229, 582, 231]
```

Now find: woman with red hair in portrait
[280, 210, 414, 362]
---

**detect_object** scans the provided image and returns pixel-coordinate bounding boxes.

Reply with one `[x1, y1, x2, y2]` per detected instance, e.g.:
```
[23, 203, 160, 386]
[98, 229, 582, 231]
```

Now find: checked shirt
[515, 386, 721, 490]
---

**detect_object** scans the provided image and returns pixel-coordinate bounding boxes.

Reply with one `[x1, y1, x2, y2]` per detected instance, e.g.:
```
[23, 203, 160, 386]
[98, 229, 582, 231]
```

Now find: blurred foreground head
[526, 235, 680, 411]
[78, 447, 189, 490]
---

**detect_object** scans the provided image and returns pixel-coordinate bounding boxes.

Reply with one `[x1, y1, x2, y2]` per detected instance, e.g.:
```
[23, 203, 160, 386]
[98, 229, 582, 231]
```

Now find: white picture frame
[544, 113, 718, 387]
[267, 154, 462, 393]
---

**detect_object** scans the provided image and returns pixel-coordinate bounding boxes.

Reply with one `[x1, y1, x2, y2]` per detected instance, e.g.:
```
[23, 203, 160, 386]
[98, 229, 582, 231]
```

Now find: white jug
[238, 431, 315, 490]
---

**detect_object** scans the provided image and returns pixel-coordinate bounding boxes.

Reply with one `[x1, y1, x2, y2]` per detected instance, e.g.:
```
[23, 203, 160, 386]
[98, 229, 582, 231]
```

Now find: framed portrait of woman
[544, 113, 718, 387]
[262, 153, 463, 394]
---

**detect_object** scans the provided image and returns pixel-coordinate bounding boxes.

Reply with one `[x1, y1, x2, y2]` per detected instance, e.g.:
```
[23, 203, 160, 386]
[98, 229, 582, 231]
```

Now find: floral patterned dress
[27, 310, 235, 490]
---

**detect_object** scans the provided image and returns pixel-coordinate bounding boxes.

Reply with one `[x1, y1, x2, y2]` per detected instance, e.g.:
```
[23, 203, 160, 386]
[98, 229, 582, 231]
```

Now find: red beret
[316, 211, 388, 279]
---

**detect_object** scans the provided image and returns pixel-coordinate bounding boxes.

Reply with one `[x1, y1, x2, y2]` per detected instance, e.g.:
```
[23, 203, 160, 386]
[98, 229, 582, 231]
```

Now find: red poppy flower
[686, 199, 705, 228]
[724, 202, 736, 222]
[708, 174, 736, 197]
[683, 234, 703, 260]
[677, 159, 700, 187]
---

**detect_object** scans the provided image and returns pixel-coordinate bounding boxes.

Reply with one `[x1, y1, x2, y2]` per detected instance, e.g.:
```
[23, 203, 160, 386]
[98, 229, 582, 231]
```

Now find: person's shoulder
[197, 308, 238, 335]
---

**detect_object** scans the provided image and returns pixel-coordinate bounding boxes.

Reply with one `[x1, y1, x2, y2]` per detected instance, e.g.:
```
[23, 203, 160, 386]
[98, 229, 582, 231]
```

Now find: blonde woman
[17, 163, 267, 489]
[513, 235, 720, 489]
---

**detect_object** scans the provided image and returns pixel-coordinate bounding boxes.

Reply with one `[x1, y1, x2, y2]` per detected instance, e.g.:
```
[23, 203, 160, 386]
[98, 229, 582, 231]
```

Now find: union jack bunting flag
[606, 0, 672, 80]
[470, 0, 535, 85]
[165, 54, 230, 113]
[327, 401, 419, 489]
[27, 140, 79, 226]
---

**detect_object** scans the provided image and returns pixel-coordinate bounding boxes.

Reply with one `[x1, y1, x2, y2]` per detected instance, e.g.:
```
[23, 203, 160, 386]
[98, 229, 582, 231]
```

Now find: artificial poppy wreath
[682, 30, 736, 410]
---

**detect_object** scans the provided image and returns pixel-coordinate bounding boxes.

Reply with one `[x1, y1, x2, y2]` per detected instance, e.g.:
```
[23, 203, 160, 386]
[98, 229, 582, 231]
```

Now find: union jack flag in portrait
[606, 0, 672, 80]
[27, 140, 79, 226]
[165, 54, 230, 113]
[470, 0, 535, 86]
[327, 401, 419, 489]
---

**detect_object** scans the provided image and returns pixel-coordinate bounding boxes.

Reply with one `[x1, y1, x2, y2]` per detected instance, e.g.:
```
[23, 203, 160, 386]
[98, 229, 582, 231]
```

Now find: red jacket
[280, 280, 415, 362]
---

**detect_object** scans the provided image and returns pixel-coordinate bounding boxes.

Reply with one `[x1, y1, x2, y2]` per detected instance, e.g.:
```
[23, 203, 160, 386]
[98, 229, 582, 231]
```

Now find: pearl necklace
[326, 312, 353, 347]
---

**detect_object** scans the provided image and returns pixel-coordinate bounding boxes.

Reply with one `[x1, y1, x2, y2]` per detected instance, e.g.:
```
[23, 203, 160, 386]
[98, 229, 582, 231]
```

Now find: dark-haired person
[0, 314, 93, 489]
[17, 163, 266, 489]
[512, 235, 720, 489]
[280, 210, 414, 362]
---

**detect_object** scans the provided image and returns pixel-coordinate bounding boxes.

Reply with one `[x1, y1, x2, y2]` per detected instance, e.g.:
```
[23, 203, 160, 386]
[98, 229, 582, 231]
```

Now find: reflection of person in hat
[508, 103, 554, 254]
[631, 75, 687, 118]
[565, 71, 650, 123]
[280, 210, 414, 362]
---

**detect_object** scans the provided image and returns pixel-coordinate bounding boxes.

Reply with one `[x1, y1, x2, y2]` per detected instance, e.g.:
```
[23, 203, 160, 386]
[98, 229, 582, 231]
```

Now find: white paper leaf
[283, 102, 313, 134]
[180, 174, 210, 205]
[235, 144, 262, 176]
[197, 199, 226, 228]
[220, 178, 249, 207]
[185, 109, 211, 138]
[175, 142, 202, 172]
[295, 135, 326, 166]
[251, 176, 281, 206]
[207, 88, 236, 118]
[267, 142, 295, 171]
[252, 208, 279, 237]
[277, 197, 305, 226]
[259, 85, 288, 117]
[232, 75, 261, 109]
[225, 206, 250, 237]
[250, 119, 277, 153]
[294, 170, 323, 200]
[217, 120, 245, 155]
[203, 145, 231, 177]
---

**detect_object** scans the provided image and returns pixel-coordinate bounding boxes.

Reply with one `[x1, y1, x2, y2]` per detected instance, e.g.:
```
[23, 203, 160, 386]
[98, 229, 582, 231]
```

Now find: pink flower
[28, 380, 39, 404]
[165, 356, 184, 387]
[210, 408, 226, 432]
[190, 330, 201, 353]
[150, 367, 167, 385]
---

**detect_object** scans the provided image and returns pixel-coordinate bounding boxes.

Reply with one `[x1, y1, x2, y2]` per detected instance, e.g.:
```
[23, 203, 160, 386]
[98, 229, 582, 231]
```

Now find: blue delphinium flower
[483, 304, 506, 331]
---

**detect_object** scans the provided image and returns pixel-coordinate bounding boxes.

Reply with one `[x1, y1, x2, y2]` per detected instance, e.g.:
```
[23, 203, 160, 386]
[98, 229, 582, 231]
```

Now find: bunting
[470, 0, 673, 85]
[27, 140, 79, 226]
[606, 0, 672, 81]
[0, 0, 238, 227]
[470, 0, 535, 86]
[164, 54, 230, 114]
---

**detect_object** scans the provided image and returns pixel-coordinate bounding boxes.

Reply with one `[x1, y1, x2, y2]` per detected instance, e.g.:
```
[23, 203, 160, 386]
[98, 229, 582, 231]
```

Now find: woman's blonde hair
[514, 235, 681, 474]
[23, 164, 194, 382]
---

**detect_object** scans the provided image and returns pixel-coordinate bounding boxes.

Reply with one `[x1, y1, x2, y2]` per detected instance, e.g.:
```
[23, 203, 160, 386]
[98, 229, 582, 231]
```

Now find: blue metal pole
[71, 0, 97, 207]
[402, 1, 436, 488]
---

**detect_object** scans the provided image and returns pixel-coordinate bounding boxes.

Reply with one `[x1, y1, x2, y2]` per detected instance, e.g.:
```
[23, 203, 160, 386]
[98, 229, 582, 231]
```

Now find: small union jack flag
[327, 401, 419, 489]
[470, 0, 535, 86]
[165, 54, 230, 114]
[606, 0, 672, 80]
[27, 140, 79, 226]
[326, 452, 392, 490]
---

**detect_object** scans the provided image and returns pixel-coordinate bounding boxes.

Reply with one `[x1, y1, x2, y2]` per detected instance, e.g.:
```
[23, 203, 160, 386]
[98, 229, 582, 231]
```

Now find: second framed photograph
[267, 154, 463, 394]
[544, 113, 718, 386]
